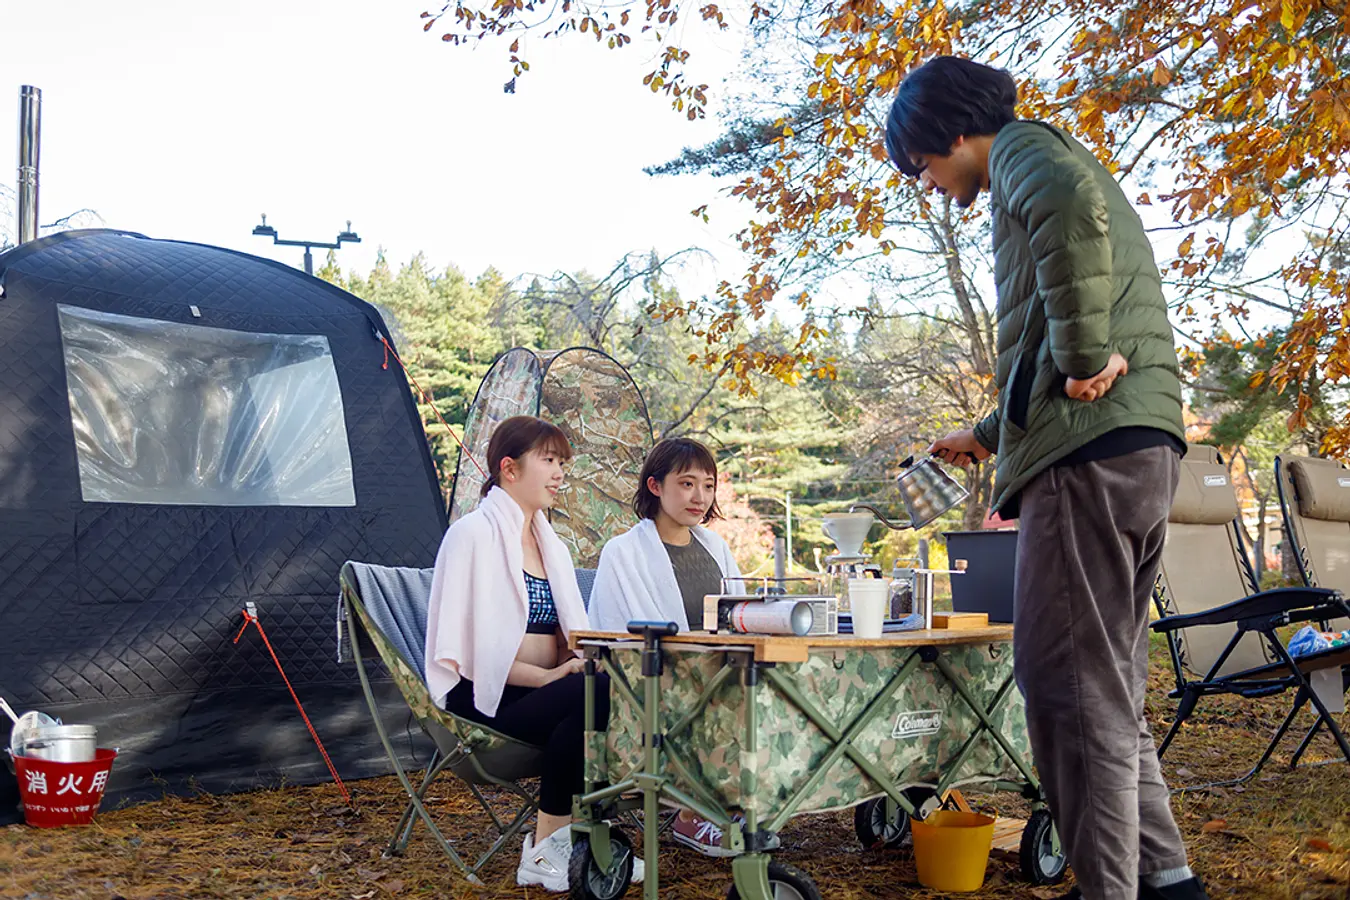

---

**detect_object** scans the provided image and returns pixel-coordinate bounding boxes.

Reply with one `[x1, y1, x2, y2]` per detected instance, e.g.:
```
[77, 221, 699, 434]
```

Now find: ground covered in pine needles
[2, 649, 1347, 900]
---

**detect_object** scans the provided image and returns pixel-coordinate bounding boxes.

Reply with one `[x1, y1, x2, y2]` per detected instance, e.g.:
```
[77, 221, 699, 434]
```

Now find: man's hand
[1065, 353, 1129, 403]
[928, 429, 992, 468]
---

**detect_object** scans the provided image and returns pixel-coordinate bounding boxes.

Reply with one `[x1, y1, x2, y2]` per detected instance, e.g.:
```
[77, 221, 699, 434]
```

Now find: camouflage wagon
[566, 626, 1065, 900]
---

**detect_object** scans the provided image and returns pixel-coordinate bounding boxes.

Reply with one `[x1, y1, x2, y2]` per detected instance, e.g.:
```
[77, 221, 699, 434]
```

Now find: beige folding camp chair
[1151, 444, 1350, 788]
[1274, 454, 1350, 761]
[1276, 454, 1350, 633]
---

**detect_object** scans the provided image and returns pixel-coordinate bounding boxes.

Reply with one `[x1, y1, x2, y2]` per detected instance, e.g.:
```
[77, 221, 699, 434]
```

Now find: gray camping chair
[1151, 444, 1350, 788]
[337, 560, 597, 885]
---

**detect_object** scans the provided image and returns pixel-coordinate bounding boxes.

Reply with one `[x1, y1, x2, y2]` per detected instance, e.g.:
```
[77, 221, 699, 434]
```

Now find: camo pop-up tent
[448, 347, 653, 567]
[0, 229, 447, 821]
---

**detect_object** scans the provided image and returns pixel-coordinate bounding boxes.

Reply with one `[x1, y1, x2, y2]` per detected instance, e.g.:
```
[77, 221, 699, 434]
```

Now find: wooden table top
[570, 626, 1014, 664]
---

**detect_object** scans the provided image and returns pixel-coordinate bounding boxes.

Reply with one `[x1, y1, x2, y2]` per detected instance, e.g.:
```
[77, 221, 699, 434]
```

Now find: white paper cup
[848, 578, 888, 639]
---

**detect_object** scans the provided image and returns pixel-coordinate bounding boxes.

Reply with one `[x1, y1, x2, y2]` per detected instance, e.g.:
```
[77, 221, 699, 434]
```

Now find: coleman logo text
[892, 710, 942, 738]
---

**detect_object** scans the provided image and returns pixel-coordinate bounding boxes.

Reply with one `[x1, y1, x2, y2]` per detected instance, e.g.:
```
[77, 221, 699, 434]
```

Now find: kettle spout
[849, 503, 911, 530]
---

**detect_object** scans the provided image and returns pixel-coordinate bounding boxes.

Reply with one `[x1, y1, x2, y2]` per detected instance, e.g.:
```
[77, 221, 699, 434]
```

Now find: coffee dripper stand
[848, 504, 967, 632]
[821, 554, 882, 609]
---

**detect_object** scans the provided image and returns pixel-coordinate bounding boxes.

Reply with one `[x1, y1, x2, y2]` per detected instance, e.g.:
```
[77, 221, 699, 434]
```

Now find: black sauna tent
[0, 229, 446, 821]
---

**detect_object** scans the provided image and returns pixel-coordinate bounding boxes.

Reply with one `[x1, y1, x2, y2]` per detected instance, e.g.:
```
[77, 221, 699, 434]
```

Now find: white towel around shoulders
[424, 486, 589, 717]
[588, 518, 743, 632]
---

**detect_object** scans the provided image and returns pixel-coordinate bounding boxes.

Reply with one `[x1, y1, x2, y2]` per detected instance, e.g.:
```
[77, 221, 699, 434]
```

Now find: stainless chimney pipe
[17, 85, 42, 244]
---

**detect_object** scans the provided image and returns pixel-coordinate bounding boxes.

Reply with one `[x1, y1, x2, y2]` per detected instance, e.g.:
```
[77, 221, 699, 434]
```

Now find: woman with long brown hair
[424, 415, 643, 892]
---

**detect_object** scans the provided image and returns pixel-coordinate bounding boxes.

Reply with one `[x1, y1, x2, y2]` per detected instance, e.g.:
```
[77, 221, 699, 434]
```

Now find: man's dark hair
[633, 438, 723, 523]
[885, 56, 1019, 177]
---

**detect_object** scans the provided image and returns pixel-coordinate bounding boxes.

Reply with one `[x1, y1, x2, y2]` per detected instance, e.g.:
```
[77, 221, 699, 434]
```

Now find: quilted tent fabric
[0, 230, 447, 822]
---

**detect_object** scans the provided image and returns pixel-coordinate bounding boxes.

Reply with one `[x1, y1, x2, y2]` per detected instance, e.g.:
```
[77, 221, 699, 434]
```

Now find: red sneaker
[671, 814, 738, 858]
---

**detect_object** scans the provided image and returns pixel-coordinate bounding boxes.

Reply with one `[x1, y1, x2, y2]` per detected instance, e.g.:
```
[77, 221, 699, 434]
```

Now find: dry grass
[2, 650, 1347, 900]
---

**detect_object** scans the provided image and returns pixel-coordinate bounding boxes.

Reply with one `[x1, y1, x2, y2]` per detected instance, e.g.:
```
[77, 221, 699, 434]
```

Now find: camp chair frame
[1152, 583, 1350, 787]
[338, 563, 544, 886]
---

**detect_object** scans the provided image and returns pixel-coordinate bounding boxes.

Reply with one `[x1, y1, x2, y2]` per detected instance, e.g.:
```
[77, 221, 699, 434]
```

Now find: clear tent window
[58, 305, 356, 507]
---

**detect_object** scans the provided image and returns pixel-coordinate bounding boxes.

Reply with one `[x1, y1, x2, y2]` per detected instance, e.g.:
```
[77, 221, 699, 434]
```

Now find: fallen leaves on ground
[0, 654, 1346, 899]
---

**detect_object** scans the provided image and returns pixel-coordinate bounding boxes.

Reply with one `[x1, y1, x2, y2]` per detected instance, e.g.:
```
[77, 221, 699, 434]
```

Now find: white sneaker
[518, 828, 571, 893]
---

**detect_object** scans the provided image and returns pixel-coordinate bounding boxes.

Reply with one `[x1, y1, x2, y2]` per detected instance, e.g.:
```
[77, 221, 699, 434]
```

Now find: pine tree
[340, 253, 505, 494]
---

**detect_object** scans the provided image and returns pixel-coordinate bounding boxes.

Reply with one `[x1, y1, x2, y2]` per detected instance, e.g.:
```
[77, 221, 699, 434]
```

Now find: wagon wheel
[1019, 808, 1068, 885]
[569, 828, 636, 900]
[853, 787, 936, 849]
[725, 860, 823, 900]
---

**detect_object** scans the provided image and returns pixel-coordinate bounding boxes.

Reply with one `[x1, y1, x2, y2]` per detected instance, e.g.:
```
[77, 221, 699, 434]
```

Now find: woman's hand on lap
[550, 657, 585, 683]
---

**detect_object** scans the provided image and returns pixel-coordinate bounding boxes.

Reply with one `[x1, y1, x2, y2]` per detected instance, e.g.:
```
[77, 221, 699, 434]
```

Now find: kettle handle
[929, 449, 977, 465]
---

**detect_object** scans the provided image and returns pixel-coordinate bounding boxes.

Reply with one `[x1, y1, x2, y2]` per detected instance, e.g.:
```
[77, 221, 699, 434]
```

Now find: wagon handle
[626, 620, 679, 639]
[626, 620, 679, 677]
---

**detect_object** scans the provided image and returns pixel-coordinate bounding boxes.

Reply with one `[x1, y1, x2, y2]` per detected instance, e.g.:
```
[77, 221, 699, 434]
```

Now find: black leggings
[445, 672, 610, 816]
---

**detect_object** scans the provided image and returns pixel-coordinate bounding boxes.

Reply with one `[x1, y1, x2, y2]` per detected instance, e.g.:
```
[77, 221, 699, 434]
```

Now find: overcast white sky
[1, 0, 751, 292]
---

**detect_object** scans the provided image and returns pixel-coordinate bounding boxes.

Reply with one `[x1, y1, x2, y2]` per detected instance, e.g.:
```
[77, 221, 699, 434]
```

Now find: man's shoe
[1141, 877, 1209, 900]
[1058, 877, 1209, 900]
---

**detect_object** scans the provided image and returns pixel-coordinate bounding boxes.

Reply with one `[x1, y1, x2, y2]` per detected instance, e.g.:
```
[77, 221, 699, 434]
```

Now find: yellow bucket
[910, 809, 997, 892]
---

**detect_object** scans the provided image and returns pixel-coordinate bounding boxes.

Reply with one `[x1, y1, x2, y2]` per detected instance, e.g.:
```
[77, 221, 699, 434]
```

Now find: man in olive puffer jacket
[886, 57, 1204, 900]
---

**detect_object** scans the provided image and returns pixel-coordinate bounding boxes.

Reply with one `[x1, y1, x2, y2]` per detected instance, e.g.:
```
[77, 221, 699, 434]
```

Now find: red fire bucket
[13, 748, 117, 828]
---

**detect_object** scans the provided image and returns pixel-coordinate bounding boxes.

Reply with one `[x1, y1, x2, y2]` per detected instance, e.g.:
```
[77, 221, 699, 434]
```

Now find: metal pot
[9, 710, 59, 758]
[21, 724, 97, 763]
